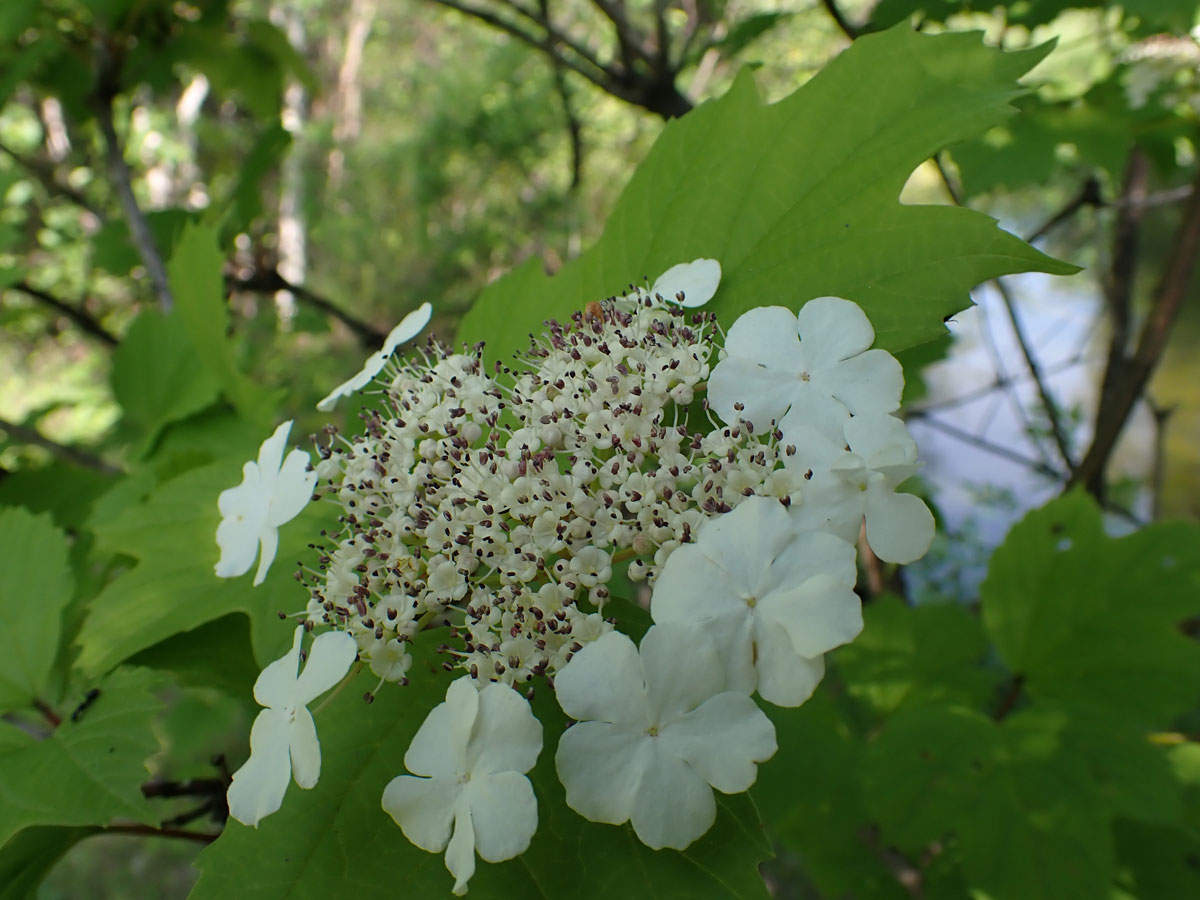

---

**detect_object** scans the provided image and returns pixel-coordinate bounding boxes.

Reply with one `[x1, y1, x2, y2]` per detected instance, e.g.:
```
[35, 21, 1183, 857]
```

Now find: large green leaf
[980, 491, 1200, 725]
[863, 704, 1110, 900]
[861, 704, 995, 851]
[191, 664, 772, 899]
[458, 26, 1076, 363]
[0, 668, 161, 846]
[168, 223, 277, 424]
[754, 692, 912, 900]
[76, 457, 334, 676]
[0, 464, 114, 530]
[836, 596, 1003, 718]
[0, 508, 73, 712]
[110, 309, 222, 451]
[863, 699, 1184, 900]
[956, 742, 1113, 900]
[128, 615, 260, 698]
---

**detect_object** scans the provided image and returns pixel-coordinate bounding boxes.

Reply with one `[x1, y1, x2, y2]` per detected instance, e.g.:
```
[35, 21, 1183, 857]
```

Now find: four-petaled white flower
[554, 623, 776, 850]
[708, 298, 903, 440]
[646, 258, 721, 308]
[215, 420, 317, 586]
[784, 413, 935, 564]
[651, 496, 862, 707]
[227, 625, 358, 827]
[317, 302, 433, 411]
[382, 677, 542, 895]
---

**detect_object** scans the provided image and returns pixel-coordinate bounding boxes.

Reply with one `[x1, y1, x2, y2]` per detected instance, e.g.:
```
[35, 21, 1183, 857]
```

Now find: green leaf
[980, 490, 1200, 725]
[0, 826, 97, 900]
[863, 703, 1116, 899]
[956, 746, 1112, 900]
[76, 457, 330, 676]
[1113, 819, 1200, 898]
[458, 26, 1076, 363]
[191, 664, 772, 899]
[167, 223, 277, 424]
[950, 98, 1131, 196]
[0, 507, 73, 712]
[862, 704, 995, 850]
[863, 697, 1184, 900]
[1008, 704, 1182, 826]
[837, 596, 1003, 717]
[128, 615, 260, 698]
[90, 209, 192, 276]
[0, 463, 113, 531]
[153, 686, 247, 775]
[245, 20, 316, 94]
[110, 310, 222, 451]
[754, 692, 912, 900]
[0, 668, 161, 846]
[216, 123, 292, 241]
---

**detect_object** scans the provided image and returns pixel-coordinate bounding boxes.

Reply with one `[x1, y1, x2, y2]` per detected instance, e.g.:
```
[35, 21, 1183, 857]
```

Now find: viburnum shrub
[7, 24, 1196, 900]
[214, 260, 936, 892]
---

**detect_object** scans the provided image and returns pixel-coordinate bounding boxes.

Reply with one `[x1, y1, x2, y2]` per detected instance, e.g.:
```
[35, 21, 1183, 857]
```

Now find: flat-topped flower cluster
[214, 260, 934, 894]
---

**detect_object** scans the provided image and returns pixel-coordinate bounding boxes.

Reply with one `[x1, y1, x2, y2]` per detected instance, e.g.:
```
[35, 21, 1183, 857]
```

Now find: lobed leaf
[863, 698, 1187, 899]
[0, 668, 162, 846]
[980, 490, 1200, 725]
[836, 596, 1002, 718]
[458, 26, 1076, 363]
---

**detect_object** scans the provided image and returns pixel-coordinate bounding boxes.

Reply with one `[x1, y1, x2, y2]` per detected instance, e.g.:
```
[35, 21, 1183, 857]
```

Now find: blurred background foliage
[1, 0, 1199, 896]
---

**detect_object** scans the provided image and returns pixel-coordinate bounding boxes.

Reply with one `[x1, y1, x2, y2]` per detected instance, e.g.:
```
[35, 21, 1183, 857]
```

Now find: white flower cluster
[213, 260, 935, 894]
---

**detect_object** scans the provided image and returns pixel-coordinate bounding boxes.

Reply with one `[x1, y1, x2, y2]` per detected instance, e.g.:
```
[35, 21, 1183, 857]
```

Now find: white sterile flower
[316, 302, 432, 411]
[382, 678, 542, 895]
[651, 495, 861, 707]
[785, 413, 935, 564]
[227, 626, 358, 826]
[649, 258, 721, 308]
[553, 623, 776, 851]
[708, 298, 903, 440]
[215, 420, 317, 586]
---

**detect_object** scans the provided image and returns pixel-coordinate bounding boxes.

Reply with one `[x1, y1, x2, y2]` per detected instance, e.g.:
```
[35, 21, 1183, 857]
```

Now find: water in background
[903, 270, 1179, 601]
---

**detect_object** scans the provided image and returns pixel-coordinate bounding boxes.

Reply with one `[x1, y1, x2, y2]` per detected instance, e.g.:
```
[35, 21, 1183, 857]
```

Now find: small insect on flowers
[71, 688, 101, 723]
[583, 300, 606, 324]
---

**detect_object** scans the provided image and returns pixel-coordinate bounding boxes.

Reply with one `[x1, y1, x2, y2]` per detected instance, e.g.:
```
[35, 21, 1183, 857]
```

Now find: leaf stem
[32, 698, 62, 728]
